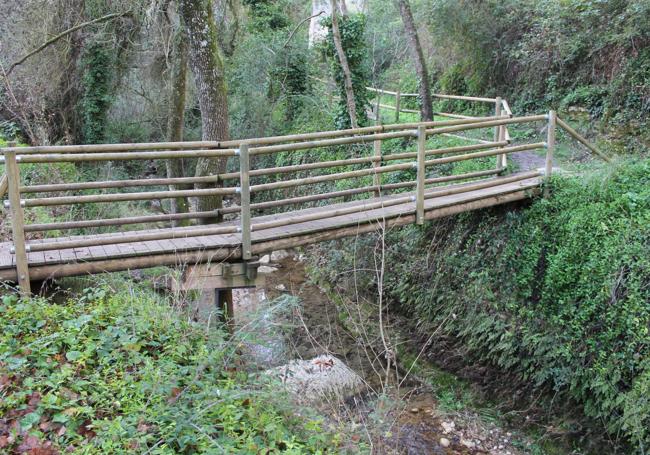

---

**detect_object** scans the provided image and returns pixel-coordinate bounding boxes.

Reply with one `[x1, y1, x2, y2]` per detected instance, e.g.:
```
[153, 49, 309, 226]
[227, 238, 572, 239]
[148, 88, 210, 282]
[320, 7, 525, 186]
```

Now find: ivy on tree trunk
[179, 0, 230, 224]
[329, 0, 359, 129]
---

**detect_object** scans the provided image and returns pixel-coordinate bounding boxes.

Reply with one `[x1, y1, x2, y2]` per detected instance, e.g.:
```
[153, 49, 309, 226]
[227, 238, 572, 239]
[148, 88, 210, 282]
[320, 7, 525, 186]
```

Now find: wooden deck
[0, 174, 542, 281]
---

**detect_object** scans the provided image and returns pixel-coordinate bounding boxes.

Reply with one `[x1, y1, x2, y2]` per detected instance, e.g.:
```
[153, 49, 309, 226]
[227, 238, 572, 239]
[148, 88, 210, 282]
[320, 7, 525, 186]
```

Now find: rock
[258, 265, 278, 274]
[275, 284, 287, 292]
[461, 438, 475, 449]
[410, 408, 419, 413]
[260, 254, 271, 264]
[264, 355, 364, 402]
[270, 250, 290, 261]
[439, 437, 450, 448]
[441, 421, 455, 434]
[298, 253, 307, 262]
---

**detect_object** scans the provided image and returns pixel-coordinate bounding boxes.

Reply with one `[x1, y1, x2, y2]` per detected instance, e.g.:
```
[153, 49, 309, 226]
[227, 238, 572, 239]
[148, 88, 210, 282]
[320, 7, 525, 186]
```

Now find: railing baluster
[545, 110, 556, 197]
[4, 142, 31, 296]
[494, 96, 505, 171]
[238, 143, 252, 260]
[416, 126, 426, 225]
[395, 89, 401, 123]
[375, 90, 381, 125]
[373, 137, 382, 198]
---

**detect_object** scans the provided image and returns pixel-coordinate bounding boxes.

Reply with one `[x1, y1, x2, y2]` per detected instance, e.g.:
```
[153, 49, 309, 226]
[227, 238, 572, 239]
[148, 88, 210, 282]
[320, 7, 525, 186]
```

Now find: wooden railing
[366, 87, 515, 170]
[0, 111, 610, 295]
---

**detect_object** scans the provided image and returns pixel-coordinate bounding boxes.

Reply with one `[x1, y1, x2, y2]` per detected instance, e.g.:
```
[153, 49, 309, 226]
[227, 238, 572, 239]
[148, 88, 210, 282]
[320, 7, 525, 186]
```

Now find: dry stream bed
[228, 250, 546, 455]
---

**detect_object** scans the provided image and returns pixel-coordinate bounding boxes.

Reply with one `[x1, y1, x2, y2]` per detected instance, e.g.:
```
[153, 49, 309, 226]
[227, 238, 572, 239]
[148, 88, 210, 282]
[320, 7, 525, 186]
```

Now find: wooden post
[373, 137, 382, 198]
[375, 89, 381, 125]
[416, 126, 426, 225]
[545, 110, 556, 197]
[395, 90, 402, 123]
[4, 143, 31, 296]
[238, 144, 252, 260]
[494, 97, 504, 171]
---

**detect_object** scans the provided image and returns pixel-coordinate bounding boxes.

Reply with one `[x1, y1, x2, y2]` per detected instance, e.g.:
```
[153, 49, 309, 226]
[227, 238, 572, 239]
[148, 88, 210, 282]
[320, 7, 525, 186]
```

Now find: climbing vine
[320, 14, 371, 129]
[80, 42, 114, 144]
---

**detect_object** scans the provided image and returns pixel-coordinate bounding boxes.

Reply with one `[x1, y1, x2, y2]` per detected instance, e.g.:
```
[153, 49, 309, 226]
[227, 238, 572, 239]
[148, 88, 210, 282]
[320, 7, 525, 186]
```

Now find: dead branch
[6, 11, 132, 76]
[283, 11, 325, 48]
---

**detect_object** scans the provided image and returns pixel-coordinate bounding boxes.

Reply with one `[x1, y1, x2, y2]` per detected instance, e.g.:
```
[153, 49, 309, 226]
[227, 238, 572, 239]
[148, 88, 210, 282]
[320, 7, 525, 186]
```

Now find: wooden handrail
[23, 169, 502, 233]
[2, 116, 510, 162]
[366, 85, 497, 103]
[23, 186, 238, 207]
[25, 171, 541, 253]
[3, 112, 555, 278]
[557, 116, 612, 162]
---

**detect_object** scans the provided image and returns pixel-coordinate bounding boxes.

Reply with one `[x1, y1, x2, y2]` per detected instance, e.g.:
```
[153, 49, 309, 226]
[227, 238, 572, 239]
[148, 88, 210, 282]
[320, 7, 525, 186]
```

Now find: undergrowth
[310, 158, 650, 452]
[0, 285, 331, 454]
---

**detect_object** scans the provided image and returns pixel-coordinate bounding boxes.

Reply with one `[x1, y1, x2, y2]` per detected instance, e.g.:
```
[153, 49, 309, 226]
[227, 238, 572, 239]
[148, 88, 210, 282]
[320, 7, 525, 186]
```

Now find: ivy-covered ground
[309, 158, 650, 453]
[0, 286, 332, 454]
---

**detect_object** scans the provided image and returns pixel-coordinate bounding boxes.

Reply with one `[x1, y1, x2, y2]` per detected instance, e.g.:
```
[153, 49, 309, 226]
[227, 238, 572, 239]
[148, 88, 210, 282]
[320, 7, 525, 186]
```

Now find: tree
[178, 0, 230, 224]
[395, 0, 433, 121]
[329, 0, 359, 128]
[165, 28, 191, 225]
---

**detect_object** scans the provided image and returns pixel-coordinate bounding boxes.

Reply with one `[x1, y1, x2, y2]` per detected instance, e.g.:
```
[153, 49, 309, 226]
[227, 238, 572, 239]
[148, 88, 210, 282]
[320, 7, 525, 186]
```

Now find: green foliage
[319, 14, 371, 129]
[80, 42, 114, 144]
[244, 0, 291, 30]
[422, 0, 650, 132]
[560, 85, 609, 118]
[0, 121, 22, 142]
[0, 286, 331, 453]
[313, 159, 650, 452]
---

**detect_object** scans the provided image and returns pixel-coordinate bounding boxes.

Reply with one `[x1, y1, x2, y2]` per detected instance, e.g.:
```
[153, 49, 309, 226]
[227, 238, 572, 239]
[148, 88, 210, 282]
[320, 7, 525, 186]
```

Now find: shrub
[311, 158, 650, 451]
[0, 286, 331, 453]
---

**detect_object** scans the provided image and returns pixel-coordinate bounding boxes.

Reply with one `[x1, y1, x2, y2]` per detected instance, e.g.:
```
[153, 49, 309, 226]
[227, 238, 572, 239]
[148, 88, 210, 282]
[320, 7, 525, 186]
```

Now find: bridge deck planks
[0, 175, 542, 280]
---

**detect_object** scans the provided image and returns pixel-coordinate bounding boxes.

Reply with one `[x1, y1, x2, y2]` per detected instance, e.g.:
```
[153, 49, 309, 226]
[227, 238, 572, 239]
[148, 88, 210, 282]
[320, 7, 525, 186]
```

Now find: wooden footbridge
[0, 95, 608, 297]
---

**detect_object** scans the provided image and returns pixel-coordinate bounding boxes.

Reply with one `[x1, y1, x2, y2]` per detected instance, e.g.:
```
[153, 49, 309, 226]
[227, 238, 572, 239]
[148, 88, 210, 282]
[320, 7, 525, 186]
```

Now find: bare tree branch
[6, 11, 132, 76]
[283, 10, 325, 48]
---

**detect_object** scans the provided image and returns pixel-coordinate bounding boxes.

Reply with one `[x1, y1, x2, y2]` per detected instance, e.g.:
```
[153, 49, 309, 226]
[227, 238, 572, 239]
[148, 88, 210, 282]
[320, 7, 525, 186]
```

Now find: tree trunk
[166, 28, 191, 227]
[396, 0, 433, 121]
[179, 0, 230, 224]
[330, 0, 358, 129]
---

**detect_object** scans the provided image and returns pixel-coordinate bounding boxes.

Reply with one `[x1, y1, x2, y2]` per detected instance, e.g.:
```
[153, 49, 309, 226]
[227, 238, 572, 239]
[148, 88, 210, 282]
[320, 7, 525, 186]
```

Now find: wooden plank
[0, 174, 542, 277]
[248, 190, 537, 257]
[249, 178, 542, 243]
[0, 180, 540, 282]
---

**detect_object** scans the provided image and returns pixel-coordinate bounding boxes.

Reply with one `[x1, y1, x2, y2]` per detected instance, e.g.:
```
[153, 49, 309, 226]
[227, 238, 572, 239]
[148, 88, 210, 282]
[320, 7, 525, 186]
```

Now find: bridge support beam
[174, 260, 263, 333]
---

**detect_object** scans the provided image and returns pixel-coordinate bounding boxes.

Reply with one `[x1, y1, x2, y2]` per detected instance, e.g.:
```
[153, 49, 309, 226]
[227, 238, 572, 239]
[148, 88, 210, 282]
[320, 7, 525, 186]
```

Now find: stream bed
[227, 251, 538, 455]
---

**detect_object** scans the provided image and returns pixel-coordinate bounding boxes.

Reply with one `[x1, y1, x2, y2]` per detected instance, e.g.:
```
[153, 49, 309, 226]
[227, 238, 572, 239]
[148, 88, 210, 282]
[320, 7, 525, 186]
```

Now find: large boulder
[265, 355, 364, 402]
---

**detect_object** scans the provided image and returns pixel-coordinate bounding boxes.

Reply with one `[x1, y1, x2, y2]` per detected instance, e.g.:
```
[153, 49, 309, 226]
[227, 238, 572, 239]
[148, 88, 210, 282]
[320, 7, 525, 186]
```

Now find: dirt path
[510, 150, 547, 171]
